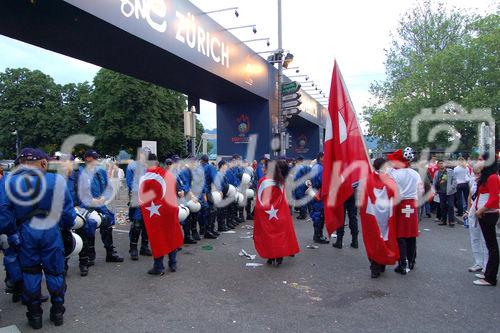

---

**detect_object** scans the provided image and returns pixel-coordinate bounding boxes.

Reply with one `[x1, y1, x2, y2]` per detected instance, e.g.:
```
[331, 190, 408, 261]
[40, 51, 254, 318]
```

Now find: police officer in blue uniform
[66, 161, 91, 277]
[126, 148, 152, 260]
[226, 154, 243, 225]
[0, 148, 76, 329]
[178, 157, 202, 243]
[0, 169, 24, 303]
[78, 150, 123, 264]
[243, 161, 255, 220]
[310, 153, 329, 244]
[293, 156, 311, 220]
[200, 154, 218, 239]
[214, 160, 230, 231]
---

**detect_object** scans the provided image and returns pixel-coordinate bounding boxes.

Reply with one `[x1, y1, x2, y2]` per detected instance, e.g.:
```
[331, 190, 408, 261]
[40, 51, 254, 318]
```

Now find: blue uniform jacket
[0, 169, 75, 235]
[77, 166, 113, 215]
[125, 161, 146, 193]
[311, 163, 323, 192]
[178, 167, 192, 193]
[202, 162, 217, 195]
[226, 166, 242, 187]
[294, 164, 312, 199]
[214, 170, 229, 195]
[256, 163, 265, 181]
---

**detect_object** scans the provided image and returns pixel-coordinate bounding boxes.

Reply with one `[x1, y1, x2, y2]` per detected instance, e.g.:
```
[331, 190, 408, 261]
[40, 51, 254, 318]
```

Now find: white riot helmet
[211, 191, 222, 207]
[227, 185, 237, 198]
[178, 205, 190, 222]
[73, 208, 85, 230]
[85, 210, 102, 228]
[186, 200, 201, 213]
[65, 232, 83, 258]
[235, 192, 245, 207]
[245, 189, 255, 199]
[241, 173, 251, 185]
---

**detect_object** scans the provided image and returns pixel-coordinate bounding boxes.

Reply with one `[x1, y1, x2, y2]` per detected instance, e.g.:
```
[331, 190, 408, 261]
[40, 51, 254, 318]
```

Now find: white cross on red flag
[322, 61, 371, 235]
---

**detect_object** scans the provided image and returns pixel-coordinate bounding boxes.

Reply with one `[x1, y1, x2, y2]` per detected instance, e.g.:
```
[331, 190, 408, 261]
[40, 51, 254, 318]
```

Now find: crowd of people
[0, 146, 498, 329]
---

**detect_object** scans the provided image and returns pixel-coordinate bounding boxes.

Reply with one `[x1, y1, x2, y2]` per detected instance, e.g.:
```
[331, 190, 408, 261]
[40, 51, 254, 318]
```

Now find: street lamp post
[277, 0, 285, 157]
[12, 129, 19, 156]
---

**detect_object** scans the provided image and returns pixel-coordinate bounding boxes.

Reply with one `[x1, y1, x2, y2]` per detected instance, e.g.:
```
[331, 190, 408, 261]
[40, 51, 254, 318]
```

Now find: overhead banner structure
[63, 0, 270, 99]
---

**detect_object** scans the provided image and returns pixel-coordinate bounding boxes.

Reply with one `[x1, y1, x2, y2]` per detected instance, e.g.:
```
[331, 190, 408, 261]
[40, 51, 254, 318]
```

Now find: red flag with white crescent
[139, 166, 183, 258]
[359, 172, 399, 265]
[253, 177, 300, 259]
[322, 61, 371, 235]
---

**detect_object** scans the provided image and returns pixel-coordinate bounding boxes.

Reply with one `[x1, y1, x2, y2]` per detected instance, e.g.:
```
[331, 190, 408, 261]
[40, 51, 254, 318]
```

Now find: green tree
[364, 1, 499, 151]
[0, 68, 69, 157]
[90, 69, 187, 159]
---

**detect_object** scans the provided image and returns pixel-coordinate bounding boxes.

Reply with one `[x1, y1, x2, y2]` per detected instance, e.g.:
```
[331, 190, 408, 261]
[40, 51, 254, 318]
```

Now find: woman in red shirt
[473, 153, 499, 286]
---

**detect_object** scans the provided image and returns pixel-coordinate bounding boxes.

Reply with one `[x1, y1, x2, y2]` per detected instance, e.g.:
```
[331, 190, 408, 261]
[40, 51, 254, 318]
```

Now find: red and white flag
[322, 61, 371, 235]
[139, 166, 184, 258]
[359, 172, 399, 265]
[253, 177, 300, 259]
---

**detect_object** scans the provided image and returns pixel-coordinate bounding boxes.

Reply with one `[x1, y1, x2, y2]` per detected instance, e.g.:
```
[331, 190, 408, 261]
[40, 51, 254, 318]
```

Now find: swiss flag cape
[359, 172, 399, 265]
[253, 177, 300, 259]
[322, 61, 371, 235]
[139, 166, 184, 258]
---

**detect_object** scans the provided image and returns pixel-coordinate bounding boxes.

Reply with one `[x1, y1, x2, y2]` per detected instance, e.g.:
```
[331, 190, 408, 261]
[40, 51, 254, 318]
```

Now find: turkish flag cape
[253, 177, 300, 259]
[139, 166, 184, 258]
[359, 172, 399, 265]
[322, 61, 371, 235]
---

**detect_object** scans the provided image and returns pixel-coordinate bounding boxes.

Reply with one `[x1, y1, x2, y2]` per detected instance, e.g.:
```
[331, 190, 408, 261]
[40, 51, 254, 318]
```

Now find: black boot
[106, 248, 124, 263]
[190, 216, 201, 241]
[139, 246, 152, 256]
[11, 281, 23, 303]
[204, 228, 218, 239]
[350, 235, 358, 249]
[394, 261, 407, 275]
[332, 236, 343, 249]
[49, 303, 65, 326]
[209, 218, 220, 236]
[191, 229, 201, 241]
[87, 237, 96, 266]
[79, 264, 89, 277]
[217, 213, 229, 232]
[313, 226, 329, 244]
[183, 223, 197, 244]
[129, 245, 139, 261]
[27, 303, 43, 330]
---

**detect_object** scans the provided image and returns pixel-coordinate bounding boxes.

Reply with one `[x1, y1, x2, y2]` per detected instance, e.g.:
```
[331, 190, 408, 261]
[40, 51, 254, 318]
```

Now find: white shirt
[453, 165, 470, 184]
[389, 168, 422, 199]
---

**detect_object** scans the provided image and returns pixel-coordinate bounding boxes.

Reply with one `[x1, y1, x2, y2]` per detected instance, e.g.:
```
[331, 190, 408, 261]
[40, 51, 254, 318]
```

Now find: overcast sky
[0, 0, 495, 130]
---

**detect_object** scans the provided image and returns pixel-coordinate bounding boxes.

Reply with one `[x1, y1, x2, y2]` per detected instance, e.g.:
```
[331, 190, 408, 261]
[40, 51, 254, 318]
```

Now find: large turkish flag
[139, 166, 184, 258]
[253, 177, 300, 259]
[322, 61, 371, 235]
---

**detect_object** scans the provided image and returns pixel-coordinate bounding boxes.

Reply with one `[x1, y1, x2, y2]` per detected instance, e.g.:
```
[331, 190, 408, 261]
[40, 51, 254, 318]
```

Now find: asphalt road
[0, 212, 499, 333]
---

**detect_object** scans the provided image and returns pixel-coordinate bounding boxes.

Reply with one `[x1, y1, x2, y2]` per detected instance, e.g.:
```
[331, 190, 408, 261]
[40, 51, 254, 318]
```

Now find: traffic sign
[282, 81, 301, 95]
[282, 93, 301, 102]
[282, 99, 302, 109]
[281, 107, 301, 116]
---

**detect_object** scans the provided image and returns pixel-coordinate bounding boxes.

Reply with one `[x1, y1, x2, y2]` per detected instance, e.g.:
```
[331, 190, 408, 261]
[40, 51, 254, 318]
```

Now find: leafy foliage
[0, 67, 192, 160]
[364, 1, 499, 151]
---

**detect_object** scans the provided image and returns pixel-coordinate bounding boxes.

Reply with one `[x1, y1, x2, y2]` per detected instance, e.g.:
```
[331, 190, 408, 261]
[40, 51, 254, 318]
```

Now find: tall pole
[277, 0, 285, 156]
